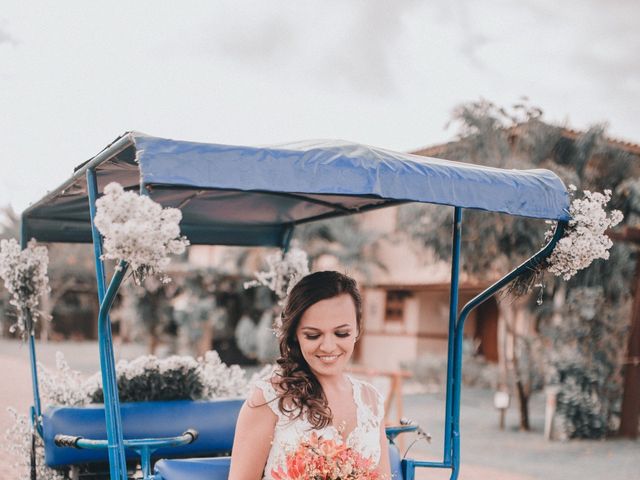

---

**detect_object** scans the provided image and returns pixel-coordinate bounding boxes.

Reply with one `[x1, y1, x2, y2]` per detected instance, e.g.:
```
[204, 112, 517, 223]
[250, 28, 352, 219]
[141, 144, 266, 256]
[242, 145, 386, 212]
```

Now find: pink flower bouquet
[271, 432, 381, 480]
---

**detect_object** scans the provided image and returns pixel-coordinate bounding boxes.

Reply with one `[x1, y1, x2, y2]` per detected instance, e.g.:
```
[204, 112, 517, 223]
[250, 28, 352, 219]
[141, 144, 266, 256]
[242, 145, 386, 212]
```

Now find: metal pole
[97, 261, 129, 480]
[443, 207, 462, 464]
[86, 169, 128, 480]
[448, 221, 567, 480]
[21, 220, 44, 436]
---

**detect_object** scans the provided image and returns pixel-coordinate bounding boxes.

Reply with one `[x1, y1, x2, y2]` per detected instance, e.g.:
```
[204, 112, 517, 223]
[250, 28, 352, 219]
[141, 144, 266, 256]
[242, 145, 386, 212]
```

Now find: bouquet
[271, 432, 381, 480]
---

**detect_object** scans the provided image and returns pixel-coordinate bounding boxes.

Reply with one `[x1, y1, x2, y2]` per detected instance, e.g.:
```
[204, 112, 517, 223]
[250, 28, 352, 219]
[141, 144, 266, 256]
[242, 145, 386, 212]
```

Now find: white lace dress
[254, 375, 385, 480]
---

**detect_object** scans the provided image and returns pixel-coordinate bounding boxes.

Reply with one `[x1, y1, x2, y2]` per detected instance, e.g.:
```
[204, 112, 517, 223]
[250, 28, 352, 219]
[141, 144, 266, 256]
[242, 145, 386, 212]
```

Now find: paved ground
[1, 338, 638, 479]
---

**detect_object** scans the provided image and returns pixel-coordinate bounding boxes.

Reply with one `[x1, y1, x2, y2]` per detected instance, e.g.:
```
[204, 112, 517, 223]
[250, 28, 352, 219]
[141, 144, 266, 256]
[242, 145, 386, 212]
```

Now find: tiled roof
[410, 125, 640, 157]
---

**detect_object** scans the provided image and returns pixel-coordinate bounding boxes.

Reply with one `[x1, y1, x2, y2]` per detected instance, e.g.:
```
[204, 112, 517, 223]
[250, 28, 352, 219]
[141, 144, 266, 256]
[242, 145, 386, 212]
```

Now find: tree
[293, 215, 385, 278]
[398, 99, 639, 434]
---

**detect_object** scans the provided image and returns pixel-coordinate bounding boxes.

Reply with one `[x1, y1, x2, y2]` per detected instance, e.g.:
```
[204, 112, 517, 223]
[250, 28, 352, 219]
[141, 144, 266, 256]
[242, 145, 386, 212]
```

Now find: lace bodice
[254, 374, 385, 480]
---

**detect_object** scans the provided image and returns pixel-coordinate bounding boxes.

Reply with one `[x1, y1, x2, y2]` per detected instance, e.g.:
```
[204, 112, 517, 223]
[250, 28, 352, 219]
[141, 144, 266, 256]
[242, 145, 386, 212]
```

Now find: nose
[319, 334, 336, 353]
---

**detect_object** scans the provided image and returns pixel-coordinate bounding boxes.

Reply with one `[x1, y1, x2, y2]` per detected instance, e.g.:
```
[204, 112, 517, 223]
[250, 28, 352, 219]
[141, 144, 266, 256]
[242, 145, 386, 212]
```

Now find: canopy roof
[22, 132, 570, 247]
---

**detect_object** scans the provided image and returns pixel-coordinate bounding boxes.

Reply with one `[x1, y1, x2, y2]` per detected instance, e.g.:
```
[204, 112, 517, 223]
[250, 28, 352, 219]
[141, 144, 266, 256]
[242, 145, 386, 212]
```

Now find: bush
[543, 286, 628, 439]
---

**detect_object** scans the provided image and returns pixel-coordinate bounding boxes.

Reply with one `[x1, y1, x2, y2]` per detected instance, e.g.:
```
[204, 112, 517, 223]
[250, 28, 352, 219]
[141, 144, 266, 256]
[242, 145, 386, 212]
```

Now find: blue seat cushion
[154, 444, 404, 480]
[155, 456, 231, 480]
[42, 398, 243, 468]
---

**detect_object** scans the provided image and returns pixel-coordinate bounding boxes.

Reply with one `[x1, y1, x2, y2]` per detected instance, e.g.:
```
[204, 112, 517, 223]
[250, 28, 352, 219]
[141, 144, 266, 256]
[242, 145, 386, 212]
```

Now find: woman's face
[295, 294, 358, 378]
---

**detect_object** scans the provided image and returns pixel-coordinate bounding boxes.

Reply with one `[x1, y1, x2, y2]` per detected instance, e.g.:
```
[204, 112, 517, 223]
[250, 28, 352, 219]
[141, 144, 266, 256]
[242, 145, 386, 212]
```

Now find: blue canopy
[22, 132, 570, 247]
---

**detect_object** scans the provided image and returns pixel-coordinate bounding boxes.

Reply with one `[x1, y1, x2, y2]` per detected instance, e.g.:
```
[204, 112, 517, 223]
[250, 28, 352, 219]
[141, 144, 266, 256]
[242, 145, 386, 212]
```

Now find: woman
[229, 271, 391, 479]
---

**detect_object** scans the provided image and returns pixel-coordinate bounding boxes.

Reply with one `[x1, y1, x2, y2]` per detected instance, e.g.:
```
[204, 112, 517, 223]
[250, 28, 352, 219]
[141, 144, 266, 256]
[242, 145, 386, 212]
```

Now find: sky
[1, 0, 638, 213]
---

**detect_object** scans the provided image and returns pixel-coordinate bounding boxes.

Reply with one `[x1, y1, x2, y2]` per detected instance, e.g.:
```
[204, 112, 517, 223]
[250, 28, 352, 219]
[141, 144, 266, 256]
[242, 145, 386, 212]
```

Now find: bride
[229, 271, 391, 479]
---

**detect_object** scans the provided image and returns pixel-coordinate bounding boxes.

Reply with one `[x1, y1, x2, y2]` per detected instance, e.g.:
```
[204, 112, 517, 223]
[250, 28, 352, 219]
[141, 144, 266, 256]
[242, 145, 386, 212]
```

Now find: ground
[0, 338, 637, 480]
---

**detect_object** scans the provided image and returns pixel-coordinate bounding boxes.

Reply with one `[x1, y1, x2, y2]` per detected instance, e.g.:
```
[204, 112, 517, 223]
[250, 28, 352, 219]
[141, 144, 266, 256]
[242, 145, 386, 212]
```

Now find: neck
[316, 372, 350, 393]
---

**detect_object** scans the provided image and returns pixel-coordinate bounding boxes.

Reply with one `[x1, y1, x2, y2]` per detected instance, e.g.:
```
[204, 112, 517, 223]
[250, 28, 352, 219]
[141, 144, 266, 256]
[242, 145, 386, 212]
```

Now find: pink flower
[271, 432, 381, 480]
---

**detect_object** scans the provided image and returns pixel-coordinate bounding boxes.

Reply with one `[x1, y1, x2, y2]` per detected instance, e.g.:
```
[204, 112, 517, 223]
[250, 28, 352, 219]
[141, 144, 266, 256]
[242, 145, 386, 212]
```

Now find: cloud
[451, 0, 491, 69]
[556, 1, 640, 99]
[215, 15, 295, 63]
[0, 27, 17, 46]
[205, 0, 421, 96]
[321, 0, 422, 95]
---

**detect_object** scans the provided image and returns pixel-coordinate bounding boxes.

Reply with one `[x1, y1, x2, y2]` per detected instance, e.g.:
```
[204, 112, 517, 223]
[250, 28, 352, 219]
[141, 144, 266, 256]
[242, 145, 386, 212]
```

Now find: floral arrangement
[244, 245, 309, 338]
[4, 351, 265, 480]
[545, 187, 623, 280]
[0, 238, 50, 336]
[244, 245, 310, 302]
[93, 182, 189, 284]
[4, 408, 65, 480]
[39, 350, 252, 406]
[271, 432, 381, 480]
[510, 187, 622, 299]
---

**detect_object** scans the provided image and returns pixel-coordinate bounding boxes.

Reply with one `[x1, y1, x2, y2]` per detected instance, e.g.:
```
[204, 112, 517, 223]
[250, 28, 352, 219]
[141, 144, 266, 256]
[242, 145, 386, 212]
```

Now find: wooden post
[608, 226, 640, 438]
[619, 251, 640, 438]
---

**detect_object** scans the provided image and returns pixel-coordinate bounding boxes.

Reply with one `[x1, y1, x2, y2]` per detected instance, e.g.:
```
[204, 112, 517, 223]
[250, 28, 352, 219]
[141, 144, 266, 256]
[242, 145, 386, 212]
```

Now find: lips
[316, 353, 343, 364]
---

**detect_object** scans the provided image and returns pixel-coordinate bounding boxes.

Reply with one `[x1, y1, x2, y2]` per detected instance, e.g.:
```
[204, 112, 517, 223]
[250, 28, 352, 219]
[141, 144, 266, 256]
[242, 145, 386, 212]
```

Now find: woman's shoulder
[251, 369, 283, 403]
[250, 368, 299, 419]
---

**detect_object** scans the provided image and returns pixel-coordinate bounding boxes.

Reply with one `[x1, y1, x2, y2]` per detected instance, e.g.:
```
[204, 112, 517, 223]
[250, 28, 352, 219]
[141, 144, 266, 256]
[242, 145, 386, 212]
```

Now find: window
[384, 290, 411, 323]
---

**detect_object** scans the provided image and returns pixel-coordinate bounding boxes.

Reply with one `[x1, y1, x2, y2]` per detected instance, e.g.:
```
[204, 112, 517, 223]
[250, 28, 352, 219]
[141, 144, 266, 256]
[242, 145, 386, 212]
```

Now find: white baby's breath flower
[0, 238, 50, 336]
[546, 189, 622, 280]
[244, 245, 310, 337]
[94, 182, 190, 284]
[244, 246, 309, 302]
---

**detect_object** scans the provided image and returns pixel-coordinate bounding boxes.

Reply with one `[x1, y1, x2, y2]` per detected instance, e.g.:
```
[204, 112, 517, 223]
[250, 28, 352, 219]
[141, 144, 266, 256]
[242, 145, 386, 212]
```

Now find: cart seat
[154, 456, 231, 480]
[42, 398, 243, 467]
[153, 443, 404, 480]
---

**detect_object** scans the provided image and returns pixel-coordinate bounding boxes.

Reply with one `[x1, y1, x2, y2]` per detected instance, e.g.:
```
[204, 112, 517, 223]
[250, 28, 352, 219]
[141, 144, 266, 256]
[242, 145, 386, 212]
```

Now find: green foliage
[399, 98, 639, 437]
[616, 177, 640, 224]
[90, 360, 203, 403]
[293, 215, 385, 277]
[82, 352, 250, 404]
[544, 287, 629, 438]
[399, 100, 561, 275]
[551, 360, 615, 439]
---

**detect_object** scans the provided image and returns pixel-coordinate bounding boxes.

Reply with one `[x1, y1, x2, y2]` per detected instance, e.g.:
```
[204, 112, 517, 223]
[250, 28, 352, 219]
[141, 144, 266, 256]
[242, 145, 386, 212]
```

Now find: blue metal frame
[400, 216, 568, 480]
[20, 225, 44, 437]
[444, 207, 462, 465]
[87, 169, 129, 480]
[56, 430, 197, 480]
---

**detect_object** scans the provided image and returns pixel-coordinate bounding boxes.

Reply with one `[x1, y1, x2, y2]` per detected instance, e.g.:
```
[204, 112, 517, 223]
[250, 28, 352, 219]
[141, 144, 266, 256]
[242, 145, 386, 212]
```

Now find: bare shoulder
[245, 378, 279, 416]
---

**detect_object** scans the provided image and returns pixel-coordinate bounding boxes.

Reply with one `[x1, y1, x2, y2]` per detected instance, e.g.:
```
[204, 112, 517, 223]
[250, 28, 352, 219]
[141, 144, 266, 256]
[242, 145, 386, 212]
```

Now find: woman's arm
[377, 421, 392, 478]
[228, 386, 278, 480]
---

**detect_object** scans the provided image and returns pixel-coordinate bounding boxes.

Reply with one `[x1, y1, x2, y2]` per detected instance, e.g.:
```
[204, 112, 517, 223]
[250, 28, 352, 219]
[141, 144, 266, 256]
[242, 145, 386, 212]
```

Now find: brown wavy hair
[273, 271, 362, 429]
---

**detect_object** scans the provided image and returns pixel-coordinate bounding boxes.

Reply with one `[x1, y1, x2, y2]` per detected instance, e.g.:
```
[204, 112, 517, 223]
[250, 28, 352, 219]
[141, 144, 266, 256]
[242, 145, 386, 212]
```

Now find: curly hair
[272, 271, 362, 429]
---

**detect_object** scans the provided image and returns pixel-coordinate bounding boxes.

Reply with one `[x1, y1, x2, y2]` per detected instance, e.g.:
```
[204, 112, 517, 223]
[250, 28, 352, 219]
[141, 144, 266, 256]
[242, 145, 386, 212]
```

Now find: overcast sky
[1, 0, 638, 213]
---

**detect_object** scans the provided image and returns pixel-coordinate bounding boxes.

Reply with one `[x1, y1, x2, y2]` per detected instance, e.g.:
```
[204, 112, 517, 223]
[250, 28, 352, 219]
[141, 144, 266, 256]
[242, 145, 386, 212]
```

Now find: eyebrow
[300, 324, 352, 331]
